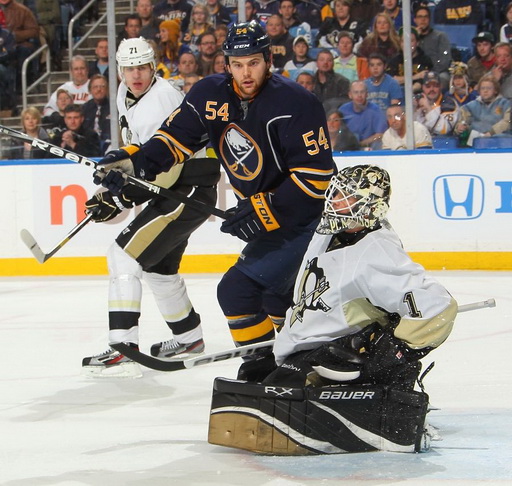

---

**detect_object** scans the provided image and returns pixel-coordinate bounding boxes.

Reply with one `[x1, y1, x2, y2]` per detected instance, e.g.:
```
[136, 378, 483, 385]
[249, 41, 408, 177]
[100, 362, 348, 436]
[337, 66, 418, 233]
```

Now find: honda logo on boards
[433, 174, 484, 220]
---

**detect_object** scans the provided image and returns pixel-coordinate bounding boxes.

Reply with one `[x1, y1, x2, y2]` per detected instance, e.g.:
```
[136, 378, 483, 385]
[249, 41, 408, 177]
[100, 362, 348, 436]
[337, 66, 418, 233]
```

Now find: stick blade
[20, 229, 47, 263]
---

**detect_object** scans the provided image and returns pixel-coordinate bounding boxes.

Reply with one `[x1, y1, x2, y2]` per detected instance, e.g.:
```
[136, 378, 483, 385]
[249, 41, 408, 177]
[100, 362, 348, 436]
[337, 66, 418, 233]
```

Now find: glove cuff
[112, 194, 133, 210]
[250, 192, 280, 232]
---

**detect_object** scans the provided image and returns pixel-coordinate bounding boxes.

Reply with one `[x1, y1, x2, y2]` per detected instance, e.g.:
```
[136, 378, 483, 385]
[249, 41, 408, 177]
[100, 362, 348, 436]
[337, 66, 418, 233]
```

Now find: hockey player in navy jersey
[94, 21, 336, 378]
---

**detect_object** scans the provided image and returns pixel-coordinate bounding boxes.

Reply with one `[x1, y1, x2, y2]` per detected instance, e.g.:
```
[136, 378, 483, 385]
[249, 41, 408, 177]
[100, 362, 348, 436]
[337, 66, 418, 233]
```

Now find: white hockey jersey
[44, 80, 91, 117]
[273, 222, 457, 365]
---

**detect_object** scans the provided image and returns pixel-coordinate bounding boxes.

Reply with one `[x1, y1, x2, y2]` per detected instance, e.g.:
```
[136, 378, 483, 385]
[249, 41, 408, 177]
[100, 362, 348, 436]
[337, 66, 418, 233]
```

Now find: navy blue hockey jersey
[142, 73, 336, 228]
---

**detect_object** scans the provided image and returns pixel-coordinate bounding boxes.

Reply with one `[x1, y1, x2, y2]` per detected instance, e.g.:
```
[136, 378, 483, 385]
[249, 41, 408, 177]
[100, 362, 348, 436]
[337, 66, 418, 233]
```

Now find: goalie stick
[111, 298, 496, 372]
[0, 125, 228, 219]
[20, 212, 94, 263]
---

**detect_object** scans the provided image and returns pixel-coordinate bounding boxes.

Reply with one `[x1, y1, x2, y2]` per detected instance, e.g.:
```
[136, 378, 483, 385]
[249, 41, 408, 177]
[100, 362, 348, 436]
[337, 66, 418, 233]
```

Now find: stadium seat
[433, 24, 478, 63]
[432, 136, 459, 149]
[473, 136, 512, 149]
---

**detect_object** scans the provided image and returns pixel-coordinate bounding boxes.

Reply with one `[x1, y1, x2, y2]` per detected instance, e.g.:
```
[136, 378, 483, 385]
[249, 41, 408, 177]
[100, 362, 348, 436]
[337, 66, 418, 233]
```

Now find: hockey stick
[20, 212, 94, 263]
[111, 298, 496, 372]
[0, 125, 228, 219]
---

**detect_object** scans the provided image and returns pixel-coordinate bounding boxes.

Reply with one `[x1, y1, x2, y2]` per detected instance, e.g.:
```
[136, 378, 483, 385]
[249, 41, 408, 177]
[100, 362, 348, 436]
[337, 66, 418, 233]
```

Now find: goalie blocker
[208, 378, 430, 455]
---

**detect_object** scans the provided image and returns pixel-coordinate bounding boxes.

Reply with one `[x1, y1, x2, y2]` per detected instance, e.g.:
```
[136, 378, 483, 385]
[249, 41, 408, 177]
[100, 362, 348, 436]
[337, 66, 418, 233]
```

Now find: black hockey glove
[220, 192, 281, 242]
[85, 191, 133, 222]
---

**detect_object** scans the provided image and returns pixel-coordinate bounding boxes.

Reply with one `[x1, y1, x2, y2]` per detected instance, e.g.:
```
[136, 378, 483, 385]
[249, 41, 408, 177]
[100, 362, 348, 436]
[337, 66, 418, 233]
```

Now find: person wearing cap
[265, 14, 294, 71]
[467, 31, 496, 88]
[414, 70, 460, 136]
[500, 1, 512, 43]
[413, 5, 452, 91]
[315, 0, 367, 49]
[449, 62, 477, 106]
[387, 26, 433, 95]
[283, 35, 317, 80]
[333, 31, 370, 82]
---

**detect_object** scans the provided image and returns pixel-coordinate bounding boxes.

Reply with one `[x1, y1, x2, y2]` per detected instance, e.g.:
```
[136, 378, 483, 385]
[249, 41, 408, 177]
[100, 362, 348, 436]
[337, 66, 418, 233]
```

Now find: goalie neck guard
[317, 165, 391, 235]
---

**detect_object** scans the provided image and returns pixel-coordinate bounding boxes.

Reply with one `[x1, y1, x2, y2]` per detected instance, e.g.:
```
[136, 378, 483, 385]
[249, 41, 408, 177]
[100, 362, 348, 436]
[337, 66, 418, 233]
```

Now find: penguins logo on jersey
[289, 258, 331, 326]
[219, 124, 263, 181]
[119, 115, 132, 145]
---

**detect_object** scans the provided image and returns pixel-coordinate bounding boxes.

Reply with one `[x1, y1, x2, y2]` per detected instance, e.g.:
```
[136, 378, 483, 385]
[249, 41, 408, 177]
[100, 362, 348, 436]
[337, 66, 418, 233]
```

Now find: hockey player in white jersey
[82, 38, 220, 377]
[208, 165, 458, 454]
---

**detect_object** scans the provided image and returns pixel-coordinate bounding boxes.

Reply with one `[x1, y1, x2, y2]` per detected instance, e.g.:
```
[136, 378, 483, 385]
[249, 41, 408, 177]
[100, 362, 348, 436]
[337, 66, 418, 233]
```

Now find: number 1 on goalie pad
[208, 378, 430, 455]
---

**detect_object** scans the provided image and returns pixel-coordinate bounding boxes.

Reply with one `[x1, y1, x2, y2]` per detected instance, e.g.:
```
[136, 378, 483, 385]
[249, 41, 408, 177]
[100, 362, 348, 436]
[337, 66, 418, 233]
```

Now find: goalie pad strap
[250, 193, 280, 232]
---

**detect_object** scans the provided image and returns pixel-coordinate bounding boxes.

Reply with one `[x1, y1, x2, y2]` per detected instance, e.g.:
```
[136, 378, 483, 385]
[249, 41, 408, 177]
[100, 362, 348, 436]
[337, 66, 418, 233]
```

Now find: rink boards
[1, 149, 511, 275]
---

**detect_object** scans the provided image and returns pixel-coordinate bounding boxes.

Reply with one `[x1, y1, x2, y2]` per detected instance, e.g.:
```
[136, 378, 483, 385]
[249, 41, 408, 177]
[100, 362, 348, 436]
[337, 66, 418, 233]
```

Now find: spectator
[316, 0, 366, 49]
[350, 0, 380, 26]
[88, 38, 109, 78]
[454, 74, 512, 146]
[182, 3, 214, 55]
[254, 0, 280, 25]
[153, 0, 192, 34]
[53, 104, 101, 157]
[382, 103, 432, 150]
[279, 0, 311, 41]
[34, 0, 62, 71]
[500, 2, 512, 43]
[214, 23, 228, 50]
[467, 31, 495, 87]
[9, 106, 50, 159]
[183, 72, 201, 93]
[413, 5, 452, 91]
[433, 0, 483, 26]
[414, 71, 460, 136]
[333, 31, 369, 82]
[326, 108, 360, 151]
[294, 0, 324, 30]
[296, 70, 315, 92]
[364, 52, 402, 112]
[116, 14, 142, 46]
[339, 79, 387, 149]
[387, 26, 432, 95]
[491, 42, 512, 100]
[314, 49, 350, 108]
[44, 55, 91, 117]
[42, 88, 72, 135]
[196, 31, 218, 76]
[244, 0, 260, 23]
[170, 50, 199, 86]
[212, 49, 226, 73]
[0, 26, 16, 113]
[82, 74, 111, 155]
[205, 0, 232, 27]
[158, 19, 182, 76]
[449, 62, 478, 106]
[282, 34, 317, 80]
[266, 14, 294, 72]
[0, 0, 39, 89]
[358, 12, 400, 60]
[137, 0, 160, 43]
[379, 0, 402, 31]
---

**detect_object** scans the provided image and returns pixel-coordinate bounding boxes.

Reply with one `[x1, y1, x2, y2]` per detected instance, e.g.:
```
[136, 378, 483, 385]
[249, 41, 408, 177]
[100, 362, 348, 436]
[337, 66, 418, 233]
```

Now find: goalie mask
[116, 37, 156, 82]
[317, 165, 391, 234]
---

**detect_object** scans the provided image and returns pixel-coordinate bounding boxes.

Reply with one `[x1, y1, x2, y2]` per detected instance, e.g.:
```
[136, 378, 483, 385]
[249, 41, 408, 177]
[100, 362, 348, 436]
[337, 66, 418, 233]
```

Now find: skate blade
[82, 361, 143, 379]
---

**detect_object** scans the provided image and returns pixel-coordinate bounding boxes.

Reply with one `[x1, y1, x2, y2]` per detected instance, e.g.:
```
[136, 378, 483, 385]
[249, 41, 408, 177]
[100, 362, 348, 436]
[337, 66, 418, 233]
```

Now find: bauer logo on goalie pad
[318, 390, 375, 400]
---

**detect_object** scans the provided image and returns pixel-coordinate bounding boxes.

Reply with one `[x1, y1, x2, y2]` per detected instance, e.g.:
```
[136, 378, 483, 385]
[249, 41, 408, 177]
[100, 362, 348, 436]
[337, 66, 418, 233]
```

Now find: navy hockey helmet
[317, 165, 391, 234]
[223, 20, 271, 62]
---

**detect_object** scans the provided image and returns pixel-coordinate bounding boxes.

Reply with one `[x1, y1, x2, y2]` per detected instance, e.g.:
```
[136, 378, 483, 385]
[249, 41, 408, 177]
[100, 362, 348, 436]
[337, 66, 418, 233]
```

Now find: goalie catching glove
[221, 192, 281, 242]
[93, 144, 162, 194]
[85, 191, 134, 222]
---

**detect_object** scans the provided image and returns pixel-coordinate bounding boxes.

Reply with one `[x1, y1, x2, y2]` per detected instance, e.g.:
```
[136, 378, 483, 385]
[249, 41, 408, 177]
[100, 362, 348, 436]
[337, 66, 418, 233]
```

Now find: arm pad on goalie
[85, 191, 134, 222]
[220, 192, 281, 242]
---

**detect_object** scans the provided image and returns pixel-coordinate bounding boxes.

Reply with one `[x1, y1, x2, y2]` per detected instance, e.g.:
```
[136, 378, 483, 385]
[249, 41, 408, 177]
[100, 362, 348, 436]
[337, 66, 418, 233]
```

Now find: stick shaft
[0, 125, 228, 219]
[457, 298, 496, 313]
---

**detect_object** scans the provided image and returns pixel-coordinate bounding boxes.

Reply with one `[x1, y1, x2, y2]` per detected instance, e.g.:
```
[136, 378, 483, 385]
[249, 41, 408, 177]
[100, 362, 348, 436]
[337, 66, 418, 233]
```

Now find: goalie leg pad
[208, 378, 430, 455]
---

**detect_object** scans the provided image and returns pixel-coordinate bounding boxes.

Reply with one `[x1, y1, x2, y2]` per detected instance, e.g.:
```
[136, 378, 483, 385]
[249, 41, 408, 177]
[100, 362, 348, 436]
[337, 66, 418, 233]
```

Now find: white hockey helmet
[116, 37, 156, 80]
[317, 165, 391, 234]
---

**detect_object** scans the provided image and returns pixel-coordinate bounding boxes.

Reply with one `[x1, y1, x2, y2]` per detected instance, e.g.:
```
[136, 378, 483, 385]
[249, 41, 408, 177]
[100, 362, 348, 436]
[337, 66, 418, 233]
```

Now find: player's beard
[232, 71, 271, 100]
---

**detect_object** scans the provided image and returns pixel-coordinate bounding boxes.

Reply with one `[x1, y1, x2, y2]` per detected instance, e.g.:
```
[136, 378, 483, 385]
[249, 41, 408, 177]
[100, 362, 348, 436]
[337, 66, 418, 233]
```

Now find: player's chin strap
[0, 124, 228, 219]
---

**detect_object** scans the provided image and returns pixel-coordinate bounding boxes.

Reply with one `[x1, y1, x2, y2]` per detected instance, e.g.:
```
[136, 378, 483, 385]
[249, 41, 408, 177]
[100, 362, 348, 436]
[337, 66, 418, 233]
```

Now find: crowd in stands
[3, 0, 512, 158]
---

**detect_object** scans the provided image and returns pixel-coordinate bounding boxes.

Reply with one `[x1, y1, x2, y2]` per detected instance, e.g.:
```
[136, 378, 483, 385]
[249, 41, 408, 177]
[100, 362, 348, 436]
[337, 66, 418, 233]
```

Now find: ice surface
[1, 272, 511, 485]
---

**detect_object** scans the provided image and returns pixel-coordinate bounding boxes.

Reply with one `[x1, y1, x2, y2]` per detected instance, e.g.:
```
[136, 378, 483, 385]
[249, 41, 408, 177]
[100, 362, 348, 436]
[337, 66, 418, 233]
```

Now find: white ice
[1, 272, 511, 486]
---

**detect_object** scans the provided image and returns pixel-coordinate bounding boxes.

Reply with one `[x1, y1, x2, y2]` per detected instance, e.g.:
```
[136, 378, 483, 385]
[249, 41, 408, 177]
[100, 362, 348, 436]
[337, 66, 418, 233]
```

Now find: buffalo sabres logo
[289, 257, 331, 327]
[219, 124, 263, 181]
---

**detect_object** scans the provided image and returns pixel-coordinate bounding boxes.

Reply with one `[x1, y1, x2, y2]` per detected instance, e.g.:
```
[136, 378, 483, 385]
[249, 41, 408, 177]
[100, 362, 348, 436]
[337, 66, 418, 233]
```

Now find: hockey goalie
[208, 165, 458, 455]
